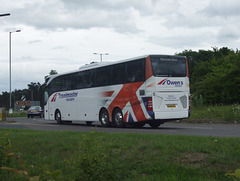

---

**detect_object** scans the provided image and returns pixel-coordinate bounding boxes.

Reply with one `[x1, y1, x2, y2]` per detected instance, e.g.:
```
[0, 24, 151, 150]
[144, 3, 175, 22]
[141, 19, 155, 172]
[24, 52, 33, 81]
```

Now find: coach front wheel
[113, 108, 125, 128]
[55, 110, 62, 124]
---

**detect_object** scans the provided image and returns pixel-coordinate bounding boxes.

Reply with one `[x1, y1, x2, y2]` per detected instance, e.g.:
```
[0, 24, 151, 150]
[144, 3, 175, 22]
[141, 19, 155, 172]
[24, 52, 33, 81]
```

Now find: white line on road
[3, 122, 57, 127]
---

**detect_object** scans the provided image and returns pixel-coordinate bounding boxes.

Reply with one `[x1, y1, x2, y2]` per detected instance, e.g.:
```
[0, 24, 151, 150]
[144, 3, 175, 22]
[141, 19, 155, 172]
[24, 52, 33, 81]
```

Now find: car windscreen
[29, 107, 39, 110]
[150, 56, 187, 77]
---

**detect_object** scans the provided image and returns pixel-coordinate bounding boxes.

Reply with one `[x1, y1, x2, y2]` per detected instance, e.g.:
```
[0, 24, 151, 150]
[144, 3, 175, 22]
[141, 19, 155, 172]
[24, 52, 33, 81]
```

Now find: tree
[0, 91, 10, 108]
[178, 47, 240, 105]
[49, 70, 58, 75]
[27, 82, 42, 101]
[45, 70, 58, 81]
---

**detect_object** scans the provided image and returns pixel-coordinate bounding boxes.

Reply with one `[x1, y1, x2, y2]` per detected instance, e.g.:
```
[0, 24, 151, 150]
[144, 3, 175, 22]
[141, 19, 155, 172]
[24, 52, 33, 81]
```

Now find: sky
[1, 0, 240, 93]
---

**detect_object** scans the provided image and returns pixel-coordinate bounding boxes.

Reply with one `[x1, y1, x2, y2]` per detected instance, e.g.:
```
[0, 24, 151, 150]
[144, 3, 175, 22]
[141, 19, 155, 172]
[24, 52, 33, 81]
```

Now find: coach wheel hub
[114, 112, 123, 125]
[101, 112, 108, 124]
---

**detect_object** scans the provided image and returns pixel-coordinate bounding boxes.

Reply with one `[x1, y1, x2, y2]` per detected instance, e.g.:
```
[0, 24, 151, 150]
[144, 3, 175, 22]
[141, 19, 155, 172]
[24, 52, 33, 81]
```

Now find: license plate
[31, 110, 36, 112]
[167, 104, 176, 108]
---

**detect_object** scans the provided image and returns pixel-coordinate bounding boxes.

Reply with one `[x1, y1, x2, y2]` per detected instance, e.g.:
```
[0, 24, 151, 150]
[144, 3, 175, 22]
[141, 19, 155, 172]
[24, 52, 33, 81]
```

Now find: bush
[0, 134, 40, 181]
[72, 130, 127, 181]
[0, 134, 12, 179]
[191, 94, 204, 108]
[232, 104, 240, 123]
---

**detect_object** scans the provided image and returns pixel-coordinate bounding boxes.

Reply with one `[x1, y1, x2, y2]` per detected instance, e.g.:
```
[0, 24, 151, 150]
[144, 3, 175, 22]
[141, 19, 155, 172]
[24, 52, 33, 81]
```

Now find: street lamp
[93, 53, 109, 62]
[9, 30, 21, 114]
[0, 13, 10, 17]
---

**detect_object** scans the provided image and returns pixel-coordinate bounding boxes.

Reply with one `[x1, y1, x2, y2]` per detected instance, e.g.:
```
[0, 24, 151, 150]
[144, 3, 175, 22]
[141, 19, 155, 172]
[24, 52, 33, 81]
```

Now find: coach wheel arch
[55, 109, 63, 124]
[99, 108, 110, 127]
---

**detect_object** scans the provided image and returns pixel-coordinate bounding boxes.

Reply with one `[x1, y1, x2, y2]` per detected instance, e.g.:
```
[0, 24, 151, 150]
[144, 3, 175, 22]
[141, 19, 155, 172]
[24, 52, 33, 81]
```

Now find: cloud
[217, 26, 240, 43]
[148, 26, 216, 49]
[8, 0, 143, 33]
[6, 0, 185, 34]
[60, 0, 158, 15]
[202, 0, 240, 17]
[51, 46, 66, 50]
[29, 40, 42, 44]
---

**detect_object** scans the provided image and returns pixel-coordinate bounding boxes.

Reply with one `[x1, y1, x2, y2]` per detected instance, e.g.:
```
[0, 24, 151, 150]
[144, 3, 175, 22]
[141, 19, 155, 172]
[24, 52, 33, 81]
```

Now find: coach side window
[111, 63, 124, 85]
[76, 72, 84, 89]
[84, 70, 95, 88]
[96, 66, 111, 86]
[62, 74, 76, 91]
[77, 70, 95, 89]
[126, 59, 145, 83]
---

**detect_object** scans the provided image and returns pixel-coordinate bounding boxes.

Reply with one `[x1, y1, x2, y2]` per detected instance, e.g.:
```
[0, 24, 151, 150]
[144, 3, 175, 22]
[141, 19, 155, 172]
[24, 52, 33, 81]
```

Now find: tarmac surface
[1, 117, 240, 137]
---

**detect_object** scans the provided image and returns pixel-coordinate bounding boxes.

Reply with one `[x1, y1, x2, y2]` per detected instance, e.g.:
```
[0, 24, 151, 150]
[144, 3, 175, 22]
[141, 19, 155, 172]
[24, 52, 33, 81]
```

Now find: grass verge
[186, 104, 240, 123]
[1, 129, 240, 181]
[6, 111, 27, 118]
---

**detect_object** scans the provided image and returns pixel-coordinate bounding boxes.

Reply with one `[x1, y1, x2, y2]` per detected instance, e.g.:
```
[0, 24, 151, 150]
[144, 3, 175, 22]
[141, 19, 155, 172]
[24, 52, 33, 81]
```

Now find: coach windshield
[150, 56, 187, 77]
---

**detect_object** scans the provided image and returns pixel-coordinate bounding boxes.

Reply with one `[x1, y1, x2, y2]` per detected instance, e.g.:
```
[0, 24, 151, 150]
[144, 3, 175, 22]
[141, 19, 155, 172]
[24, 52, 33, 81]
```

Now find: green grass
[6, 111, 27, 118]
[1, 129, 240, 180]
[186, 104, 240, 123]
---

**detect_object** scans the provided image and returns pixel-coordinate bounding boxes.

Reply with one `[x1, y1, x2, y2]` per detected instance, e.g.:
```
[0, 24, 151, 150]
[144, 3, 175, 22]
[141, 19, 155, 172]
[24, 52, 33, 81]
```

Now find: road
[0, 117, 240, 137]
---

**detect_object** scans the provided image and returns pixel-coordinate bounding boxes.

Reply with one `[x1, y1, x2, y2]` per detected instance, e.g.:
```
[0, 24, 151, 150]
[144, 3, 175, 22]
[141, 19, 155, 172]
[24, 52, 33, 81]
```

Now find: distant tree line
[0, 70, 57, 110]
[0, 82, 44, 109]
[178, 47, 240, 105]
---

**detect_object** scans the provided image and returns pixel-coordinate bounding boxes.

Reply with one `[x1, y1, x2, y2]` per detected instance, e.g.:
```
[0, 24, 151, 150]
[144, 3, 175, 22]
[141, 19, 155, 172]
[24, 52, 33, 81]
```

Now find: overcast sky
[1, 0, 240, 93]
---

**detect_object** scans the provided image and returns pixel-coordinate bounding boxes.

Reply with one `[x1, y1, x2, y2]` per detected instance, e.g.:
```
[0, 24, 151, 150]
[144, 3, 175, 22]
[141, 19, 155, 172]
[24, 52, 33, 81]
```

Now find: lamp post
[93, 53, 109, 62]
[9, 30, 21, 114]
[0, 13, 10, 17]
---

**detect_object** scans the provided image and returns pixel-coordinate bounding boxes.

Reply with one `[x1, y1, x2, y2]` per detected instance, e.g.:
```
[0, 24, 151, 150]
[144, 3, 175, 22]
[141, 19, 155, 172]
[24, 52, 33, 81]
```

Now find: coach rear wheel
[55, 110, 62, 124]
[99, 109, 110, 127]
[149, 121, 161, 128]
[113, 108, 125, 128]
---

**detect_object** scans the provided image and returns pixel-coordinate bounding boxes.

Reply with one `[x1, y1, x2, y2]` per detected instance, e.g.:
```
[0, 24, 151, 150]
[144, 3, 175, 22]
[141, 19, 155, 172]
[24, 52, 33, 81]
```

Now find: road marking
[2, 122, 57, 127]
[181, 126, 212, 130]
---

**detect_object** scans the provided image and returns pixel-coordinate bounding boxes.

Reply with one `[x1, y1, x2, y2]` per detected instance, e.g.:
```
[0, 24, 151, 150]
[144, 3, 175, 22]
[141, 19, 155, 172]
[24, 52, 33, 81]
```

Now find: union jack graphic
[102, 82, 152, 123]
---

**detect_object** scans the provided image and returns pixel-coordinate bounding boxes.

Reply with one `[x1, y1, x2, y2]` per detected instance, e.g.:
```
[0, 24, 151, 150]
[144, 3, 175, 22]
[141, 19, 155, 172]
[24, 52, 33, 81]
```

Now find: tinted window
[76, 71, 84, 89]
[96, 66, 111, 86]
[111, 63, 125, 85]
[61, 74, 76, 91]
[47, 74, 77, 95]
[151, 56, 186, 77]
[48, 77, 62, 96]
[125, 59, 145, 83]
[77, 70, 95, 89]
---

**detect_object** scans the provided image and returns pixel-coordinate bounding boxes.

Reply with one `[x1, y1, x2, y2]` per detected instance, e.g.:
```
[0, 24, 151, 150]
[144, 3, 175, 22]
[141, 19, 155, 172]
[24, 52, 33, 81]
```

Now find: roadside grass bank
[6, 111, 27, 118]
[185, 104, 240, 124]
[1, 129, 240, 181]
